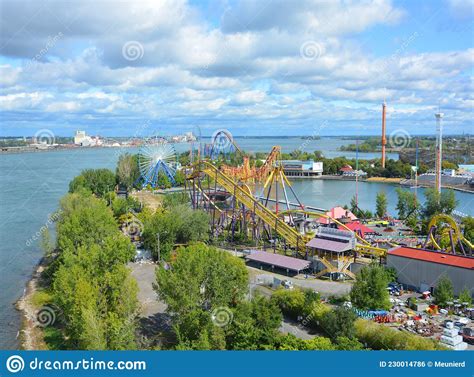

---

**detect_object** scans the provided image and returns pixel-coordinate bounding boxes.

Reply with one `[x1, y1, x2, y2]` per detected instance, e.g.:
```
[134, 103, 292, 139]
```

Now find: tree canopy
[375, 191, 387, 218]
[433, 275, 454, 307]
[52, 192, 138, 349]
[116, 153, 140, 189]
[423, 188, 458, 219]
[350, 264, 391, 310]
[69, 168, 116, 197]
[155, 243, 248, 316]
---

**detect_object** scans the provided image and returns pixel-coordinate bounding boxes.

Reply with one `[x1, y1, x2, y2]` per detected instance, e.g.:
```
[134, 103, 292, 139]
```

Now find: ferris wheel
[138, 137, 177, 188]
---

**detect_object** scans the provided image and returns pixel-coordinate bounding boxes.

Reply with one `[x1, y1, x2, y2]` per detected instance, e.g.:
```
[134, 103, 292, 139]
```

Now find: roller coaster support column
[449, 229, 456, 254]
[211, 168, 218, 237]
[232, 185, 236, 242]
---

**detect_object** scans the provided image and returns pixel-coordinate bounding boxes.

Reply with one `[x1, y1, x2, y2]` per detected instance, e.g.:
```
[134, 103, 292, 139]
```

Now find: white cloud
[0, 0, 472, 134]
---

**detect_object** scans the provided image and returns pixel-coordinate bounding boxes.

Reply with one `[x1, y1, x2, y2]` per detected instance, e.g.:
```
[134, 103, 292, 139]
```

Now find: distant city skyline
[0, 0, 473, 136]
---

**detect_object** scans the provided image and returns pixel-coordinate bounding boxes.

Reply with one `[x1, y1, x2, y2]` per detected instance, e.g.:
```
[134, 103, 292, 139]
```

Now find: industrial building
[278, 160, 323, 177]
[387, 246, 474, 296]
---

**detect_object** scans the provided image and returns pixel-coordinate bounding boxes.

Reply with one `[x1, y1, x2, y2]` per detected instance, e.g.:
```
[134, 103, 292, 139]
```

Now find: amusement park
[16, 127, 474, 353]
[134, 129, 472, 275]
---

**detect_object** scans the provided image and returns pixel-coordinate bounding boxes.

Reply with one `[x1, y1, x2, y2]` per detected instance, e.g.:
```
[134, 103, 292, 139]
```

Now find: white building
[74, 130, 102, 146]
[278, 160, 323, 177]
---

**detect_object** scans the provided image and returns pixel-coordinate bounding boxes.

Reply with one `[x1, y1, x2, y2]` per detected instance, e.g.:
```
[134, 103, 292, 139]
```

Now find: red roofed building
[339, 164, 353, 173]
[387, 246, 474, 296]
[338, 222, 377, 238]
[317, 206, 358, 225]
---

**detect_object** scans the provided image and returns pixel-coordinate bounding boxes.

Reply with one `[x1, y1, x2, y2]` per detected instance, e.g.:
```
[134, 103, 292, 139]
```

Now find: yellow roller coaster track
[427, 213, 474, 252]
[277, 209, 387, 257]
[188, 161, 386, 279]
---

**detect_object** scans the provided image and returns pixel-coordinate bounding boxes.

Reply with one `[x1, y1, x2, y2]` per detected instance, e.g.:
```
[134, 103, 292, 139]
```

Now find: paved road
[279, 317, 317, 340]
[129, 261, 173, 341]
[129, 261, 165, 317]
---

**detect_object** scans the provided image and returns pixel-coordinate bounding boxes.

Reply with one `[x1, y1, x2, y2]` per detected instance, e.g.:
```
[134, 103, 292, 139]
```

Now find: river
[0, 137, 471, 349]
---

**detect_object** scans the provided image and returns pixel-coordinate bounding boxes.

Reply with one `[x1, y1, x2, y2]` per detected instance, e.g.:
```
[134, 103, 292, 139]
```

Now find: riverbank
[304, 175, 473, 193]
[15, 258, 48, 350]
[289, 175, 401, 184]
[400, 179, 474, 194]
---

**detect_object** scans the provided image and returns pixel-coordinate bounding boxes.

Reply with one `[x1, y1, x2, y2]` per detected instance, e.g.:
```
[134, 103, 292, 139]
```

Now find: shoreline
[15, 258, 48, 350]
[291, 175, 473, 194]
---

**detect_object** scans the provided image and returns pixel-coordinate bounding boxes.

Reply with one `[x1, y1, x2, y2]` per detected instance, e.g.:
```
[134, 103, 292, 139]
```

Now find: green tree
[40, 228, 54, 257]
[396, 188, 418, 220]
[433, 275, 454, 307]
[56, 193, 122, 251]
[226, 295, 282, 350]
[270, 288, 305, 319]
[174, 309, 226, 350]
[274, 334, 335, 350]
[321, 307, 358, 340]
[350, 195, 358, 212]
[69, 169, 116, 197]
[375, 191, 388, 218]
[462, 216, 474, 244]
[141, 205, 209, 260]
[335, 336, 365, 350]
[350, 264, 391, 310]
[458, 287, 472, 306]
[303, 337, 335, 350]
[157, 172, 172, 189]
[111, 195, 141, 219]
[423, 188, 458, 218]
[174, 170, 186, 187]
[53, 192, 138, 349]
[384, 267, 397, 283]
[440, 190, 458, 215]
[155, 243, 248, 316]
[116, 153, 140, 189]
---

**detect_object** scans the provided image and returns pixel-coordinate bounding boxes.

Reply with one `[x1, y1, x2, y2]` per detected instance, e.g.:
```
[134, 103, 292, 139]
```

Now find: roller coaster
[423, 214, 473, 255]
[185, 133, 472, 279]
[187, 158, 387, 279]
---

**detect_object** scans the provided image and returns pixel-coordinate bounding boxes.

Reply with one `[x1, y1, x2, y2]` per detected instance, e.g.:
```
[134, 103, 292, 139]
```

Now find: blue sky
[0, 0, 472, 137]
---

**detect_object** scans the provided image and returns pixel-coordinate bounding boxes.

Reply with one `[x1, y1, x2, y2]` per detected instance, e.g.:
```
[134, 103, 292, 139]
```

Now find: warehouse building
[387, 246, 474, 296]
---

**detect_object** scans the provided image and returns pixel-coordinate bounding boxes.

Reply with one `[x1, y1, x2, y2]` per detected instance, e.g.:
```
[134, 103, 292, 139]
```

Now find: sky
[0, 0, 473, 137]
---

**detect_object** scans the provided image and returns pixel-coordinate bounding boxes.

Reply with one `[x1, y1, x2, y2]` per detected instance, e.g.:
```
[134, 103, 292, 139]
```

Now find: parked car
[387, 283, 401, 296]
[281, 280, 294, 290]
